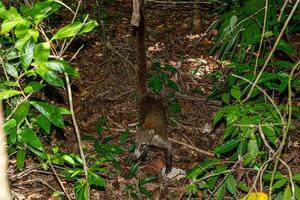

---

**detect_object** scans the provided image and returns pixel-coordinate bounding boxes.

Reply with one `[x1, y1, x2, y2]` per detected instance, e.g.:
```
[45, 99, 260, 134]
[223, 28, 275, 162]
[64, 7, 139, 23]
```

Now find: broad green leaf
[213, 109, 224, 125]
[216, 183, 226, 200]
[163, 64, 177, 72]
[273, 60, 293, 68]
[230, 86, 241, 101]
[167, 80, 179, 91]
[24, 81, 45, 93]
[13, 101, 30, 125]
[215, 139, 239, 155]
[21, 128, 44, 152]
[14, 20, 30, 38]
[273, 179, 287, 189]
[37, 115, 51, 134]
[27, 144, 47, 159]
[3, 119, 17, 135]
[222, 93, 230, 104]
[31, 1, 61, 24]
[2, 81, 18, 87]
[149, 75, 162, 93]
[237, 181, 249, 192]
[36, 65, 64, 87]
[262, 125, 277, 146]
[88, 172, 106, 187]
[20, 37, 35, 69]
[58, 107, 71, 115]
[0, 90, 21, 100]
[277, 40, 294, 54]
[225, 174, 237, 195]
[282, 185, 292, 200]
[34, 42, 51, 63]
[16, 149, 26, 170]
[187, 159, 219, 180]
[51, 21, 83, 40]
[3, 63, 18, 78]
[78, 20, 98, 35]
[1, 18, 24, 34]
[31, 101, 65, 128]
[63, 154, 75, 166]
[263, 172, 286, 181]
[43, 60, 79, 77]
[293, 173, 300, 181]
[130, 192, 139, 200]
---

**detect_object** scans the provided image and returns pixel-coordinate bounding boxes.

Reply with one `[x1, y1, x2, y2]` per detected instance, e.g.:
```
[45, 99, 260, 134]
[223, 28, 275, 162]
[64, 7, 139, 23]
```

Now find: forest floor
[8, 1, 257, 200]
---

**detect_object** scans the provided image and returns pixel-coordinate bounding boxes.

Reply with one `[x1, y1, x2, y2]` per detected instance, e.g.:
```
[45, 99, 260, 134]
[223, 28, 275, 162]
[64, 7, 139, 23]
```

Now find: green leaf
[149, 75, 162, 93]
[43, 60, 79, 77]
[214, 109, 224, 125]
[34, 42, 51, 63]
[167, 80, 179, 91]
[24, 81, 45, 93]
[20, 37, 35, 69]
[30, 1, 61, 24]
[215, 139, 239, 155]
[282, 185, 292, 200]
[222, 93, 230, 104]
[36, 65, 64, 87]
[216, 183, 226, 200]
[262, 125, 277, 146]
[1, 18, 24, 34]
[273, 60, 293, 68]
[16, 149, 26, 170]
[139, 185, 152, 197]
[237, 181, 249, 192]
[295, 184, 300, 200]
[225, 174, 237, 196]
[31, 101, 65, 128]
[3, 119, 17, 135]
[51, 21, 83, 40]
[78, 20, 98, 35]
[119, 129, 129, 144]
[74, 179, 88, 200]
[230, 86, 241, 101]
[130, 192, 139, 200]
[293, 173, 300, 181]
[277, 40, 294, 54]
[37, 115, 51, 134]
[13, 101, 30, 125]
[21, 128, 44, 152]
[14, 20, 30, 38]
[88, 172, 106, 187]
[3, 63, 18, 78]
[230, 15, 237, 31]
[63, 154, 75, 166]
[169, 102, 181, 113]
[0, 90, 21, 100]
[273, 179, 287, 189]
[139, 176, 156, 185]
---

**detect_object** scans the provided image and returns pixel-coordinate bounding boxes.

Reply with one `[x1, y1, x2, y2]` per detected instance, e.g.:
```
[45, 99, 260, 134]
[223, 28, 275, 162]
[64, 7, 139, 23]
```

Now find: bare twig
[169, 138, 213, 156]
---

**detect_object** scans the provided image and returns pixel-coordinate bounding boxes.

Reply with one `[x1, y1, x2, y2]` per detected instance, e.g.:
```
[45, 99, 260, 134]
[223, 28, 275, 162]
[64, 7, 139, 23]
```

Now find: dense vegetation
[0, 0, 299, 199]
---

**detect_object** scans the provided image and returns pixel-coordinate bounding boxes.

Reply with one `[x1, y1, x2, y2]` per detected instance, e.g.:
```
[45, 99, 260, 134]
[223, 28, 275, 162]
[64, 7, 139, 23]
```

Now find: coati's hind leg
[164, 143, 172, 174]
[140, 150, 148, 161]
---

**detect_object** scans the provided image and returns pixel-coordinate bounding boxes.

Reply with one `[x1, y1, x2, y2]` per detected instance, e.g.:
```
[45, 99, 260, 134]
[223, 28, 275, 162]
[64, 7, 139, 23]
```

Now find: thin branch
[49, 164, 72, 200]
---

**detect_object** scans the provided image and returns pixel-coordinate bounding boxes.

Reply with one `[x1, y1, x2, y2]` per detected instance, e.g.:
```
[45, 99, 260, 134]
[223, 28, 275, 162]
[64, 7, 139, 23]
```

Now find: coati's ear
[148, 129, 155, 136]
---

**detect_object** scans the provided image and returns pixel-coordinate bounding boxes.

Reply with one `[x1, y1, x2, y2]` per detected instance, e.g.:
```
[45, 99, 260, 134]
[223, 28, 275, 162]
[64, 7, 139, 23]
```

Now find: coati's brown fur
[133, 0, 172, 174]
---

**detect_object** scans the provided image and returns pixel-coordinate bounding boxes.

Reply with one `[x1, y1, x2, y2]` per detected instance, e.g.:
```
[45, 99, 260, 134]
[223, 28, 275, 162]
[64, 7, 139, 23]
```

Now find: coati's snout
[132, 128, 155, 161]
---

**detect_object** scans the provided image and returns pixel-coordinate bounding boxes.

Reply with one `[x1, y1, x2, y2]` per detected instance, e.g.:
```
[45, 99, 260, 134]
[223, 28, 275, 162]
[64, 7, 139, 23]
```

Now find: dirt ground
[10, 1, 300, 200]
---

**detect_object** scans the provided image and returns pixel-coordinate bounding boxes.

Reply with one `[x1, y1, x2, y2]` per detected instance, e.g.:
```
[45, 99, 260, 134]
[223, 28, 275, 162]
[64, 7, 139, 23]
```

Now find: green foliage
[0, 1, 97, 199]
[187, 0, 300, 199]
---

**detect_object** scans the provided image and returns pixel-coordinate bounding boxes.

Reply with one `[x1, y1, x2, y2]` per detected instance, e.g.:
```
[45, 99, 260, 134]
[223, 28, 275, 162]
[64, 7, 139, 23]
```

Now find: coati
[133, 96, 172, 174]
[131, 0, 172, 174]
